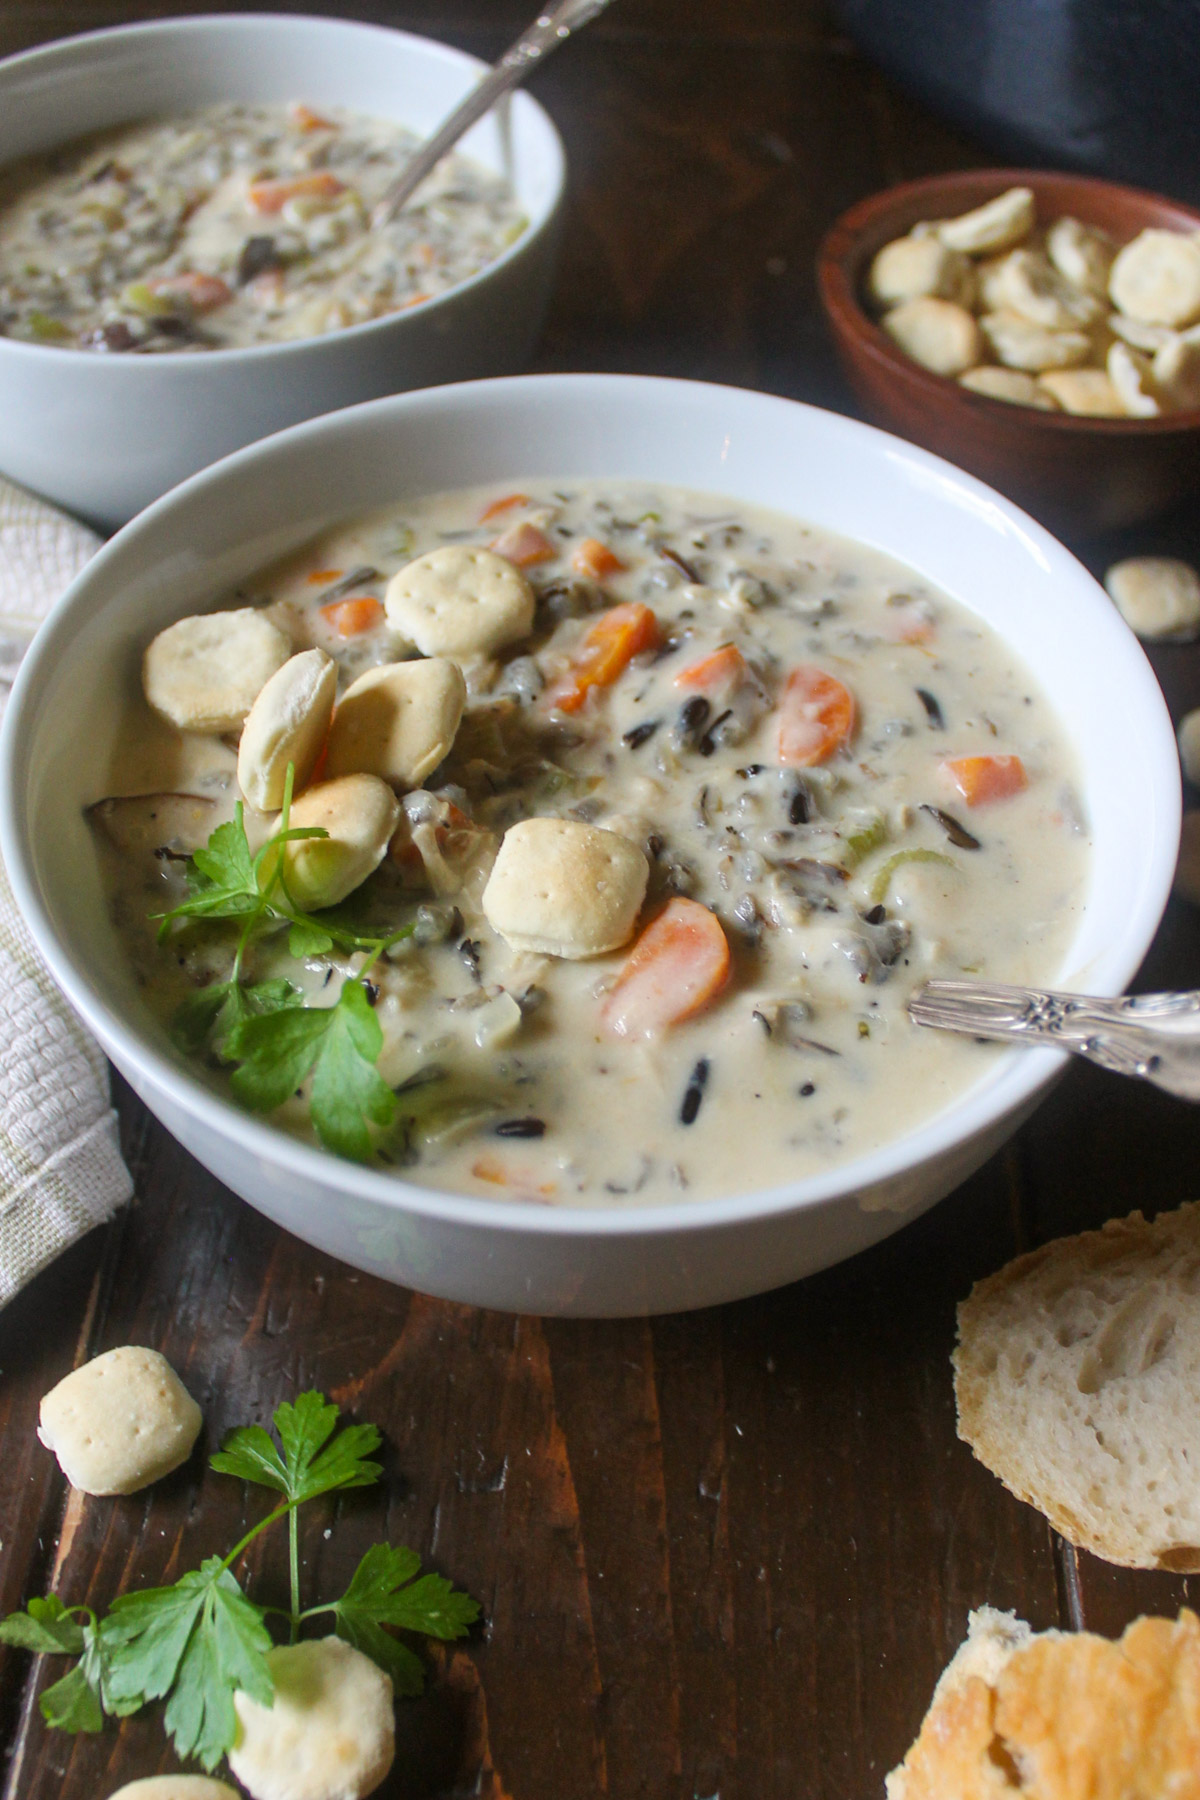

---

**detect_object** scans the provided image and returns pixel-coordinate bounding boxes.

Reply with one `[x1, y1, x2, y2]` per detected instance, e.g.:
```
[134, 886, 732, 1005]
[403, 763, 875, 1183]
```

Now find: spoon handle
[373, 0, 616, 225]
[908, 979, 1200, 1101]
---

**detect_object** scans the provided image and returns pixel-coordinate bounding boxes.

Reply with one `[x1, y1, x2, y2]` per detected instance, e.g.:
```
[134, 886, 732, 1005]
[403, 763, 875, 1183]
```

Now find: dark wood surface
[2, 2, 1199, 1794]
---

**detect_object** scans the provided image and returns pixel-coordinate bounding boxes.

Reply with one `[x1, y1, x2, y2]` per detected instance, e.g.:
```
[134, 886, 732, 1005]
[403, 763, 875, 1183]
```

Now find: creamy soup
[0, 103, 524, 352]
[90, 483, 1089, 1206]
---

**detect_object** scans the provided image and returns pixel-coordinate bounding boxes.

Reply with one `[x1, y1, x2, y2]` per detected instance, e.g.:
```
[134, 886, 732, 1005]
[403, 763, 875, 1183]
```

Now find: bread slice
[887, 1607, 1200, 1798]
[954, 1201, 1200, 1569]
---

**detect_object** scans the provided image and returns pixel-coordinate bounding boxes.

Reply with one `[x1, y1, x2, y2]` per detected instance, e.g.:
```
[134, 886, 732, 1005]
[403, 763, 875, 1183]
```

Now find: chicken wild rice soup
[90, 483, 1089, 1206]
[0, 103, 525, 351]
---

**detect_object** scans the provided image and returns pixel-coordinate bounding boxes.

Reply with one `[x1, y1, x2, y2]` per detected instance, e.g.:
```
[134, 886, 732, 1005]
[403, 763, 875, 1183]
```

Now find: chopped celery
[869, 848, 956, 906]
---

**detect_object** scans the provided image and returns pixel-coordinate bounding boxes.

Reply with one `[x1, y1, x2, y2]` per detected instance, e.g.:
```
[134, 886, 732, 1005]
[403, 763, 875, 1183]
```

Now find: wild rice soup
[92, 483, 1089, 1206]
[0, 103, 524, 351]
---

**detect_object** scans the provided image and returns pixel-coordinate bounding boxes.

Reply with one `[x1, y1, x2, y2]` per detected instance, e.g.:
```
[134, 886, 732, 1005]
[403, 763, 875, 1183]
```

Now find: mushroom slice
[87, 792, 217, 858]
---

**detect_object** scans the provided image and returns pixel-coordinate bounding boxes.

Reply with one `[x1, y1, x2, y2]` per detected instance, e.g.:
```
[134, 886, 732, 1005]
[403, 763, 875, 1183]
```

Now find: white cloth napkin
[0, 476, 132, 1304]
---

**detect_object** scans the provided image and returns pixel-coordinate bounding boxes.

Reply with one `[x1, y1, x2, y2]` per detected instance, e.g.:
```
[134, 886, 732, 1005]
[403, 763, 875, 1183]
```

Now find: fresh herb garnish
[155, 766, 414, 1160]
[0, 1393, 479, 1771]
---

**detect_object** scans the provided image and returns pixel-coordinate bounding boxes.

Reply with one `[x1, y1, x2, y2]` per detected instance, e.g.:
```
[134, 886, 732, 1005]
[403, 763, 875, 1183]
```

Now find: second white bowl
[0, 14, 566, 528]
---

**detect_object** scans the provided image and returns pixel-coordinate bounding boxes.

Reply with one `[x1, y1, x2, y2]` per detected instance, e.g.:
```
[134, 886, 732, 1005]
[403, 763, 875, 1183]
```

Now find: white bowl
[0, 374, 1180, 1316]
[0, 14, 565, 529]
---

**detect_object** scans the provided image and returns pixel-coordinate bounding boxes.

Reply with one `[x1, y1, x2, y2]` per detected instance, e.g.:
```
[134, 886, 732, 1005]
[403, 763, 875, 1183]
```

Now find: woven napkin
[0, 476, 132, 1304]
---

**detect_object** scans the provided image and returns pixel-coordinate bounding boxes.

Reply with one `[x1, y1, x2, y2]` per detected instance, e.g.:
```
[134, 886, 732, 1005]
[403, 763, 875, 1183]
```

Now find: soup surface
[0, 103, 524, 351]
[92, 482, 1089, 1206]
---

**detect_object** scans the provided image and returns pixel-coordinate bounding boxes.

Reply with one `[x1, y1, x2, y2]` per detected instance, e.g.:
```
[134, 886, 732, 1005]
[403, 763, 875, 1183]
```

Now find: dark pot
[835, 0, 1200, 206]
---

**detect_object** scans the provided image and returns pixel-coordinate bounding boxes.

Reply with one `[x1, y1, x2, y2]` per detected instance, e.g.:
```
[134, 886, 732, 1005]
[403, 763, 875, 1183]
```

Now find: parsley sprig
[0, 1392, 479, 1772]
[156, 767, 415, 1159]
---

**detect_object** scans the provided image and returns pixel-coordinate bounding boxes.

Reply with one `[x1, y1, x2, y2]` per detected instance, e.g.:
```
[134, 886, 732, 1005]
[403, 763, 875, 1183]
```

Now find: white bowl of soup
[0, 15, 565, 528]
[0, 375, 1179, 1316]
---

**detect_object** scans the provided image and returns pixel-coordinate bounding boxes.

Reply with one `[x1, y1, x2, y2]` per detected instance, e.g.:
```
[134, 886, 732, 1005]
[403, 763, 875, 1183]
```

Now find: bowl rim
[0, 11, 567, 368]
[817, 165, 1200, 436]
[0, 371, 1181, 1241]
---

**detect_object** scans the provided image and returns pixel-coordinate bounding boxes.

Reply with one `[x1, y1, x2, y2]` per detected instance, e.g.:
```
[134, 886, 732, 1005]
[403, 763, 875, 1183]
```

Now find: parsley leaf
[104, 1560, 273, 1771]
[211, 1390, 381, 1504]
[0, 1390, 478, 1772]
[325, 1544, 480, 1695]
[0, 1594, 86, 1655]
[171, 977, 301, 1059]
[228, 978, 397, 1161]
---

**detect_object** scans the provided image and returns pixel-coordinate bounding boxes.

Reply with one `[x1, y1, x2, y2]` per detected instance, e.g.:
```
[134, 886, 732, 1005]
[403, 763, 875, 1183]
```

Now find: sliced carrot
[602, 898, 731, 1040]
[776, 664, 856, 767]
[490, 520, 557, 567]
[307, 568, 344, 584]
[674, 643, 747, 693]
[290, 102, 337, 132]
[572, 537, 626, 580]
[321, 596, 385, 636]
[247, 172, 346, 214]
[549, 602, 662, 714]
[478, 492, 530, 523]
[942, 754, 1028, 806]
[146, 272, 232, 314]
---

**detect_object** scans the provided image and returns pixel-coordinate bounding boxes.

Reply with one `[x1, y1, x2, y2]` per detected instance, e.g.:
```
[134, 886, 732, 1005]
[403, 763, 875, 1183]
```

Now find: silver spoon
[372, 0, 616, 228]
[908, 979, 1200, 1101]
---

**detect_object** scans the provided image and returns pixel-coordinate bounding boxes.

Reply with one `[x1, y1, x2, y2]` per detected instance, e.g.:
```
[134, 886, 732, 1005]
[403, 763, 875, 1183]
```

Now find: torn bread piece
[229, 1636, 394, 1800]
[237, 648, 337, 810]
[482, 817, 649, 958]
[143, 608, 291, 734]
[887, 1607, 1200, 1800]
[325, 657, 466, 789]
[385, 546, 535, 658]
[276, 774, 401, 911]
[954, 1200, 1200, 1569]
[39, 1346, 202, 1496]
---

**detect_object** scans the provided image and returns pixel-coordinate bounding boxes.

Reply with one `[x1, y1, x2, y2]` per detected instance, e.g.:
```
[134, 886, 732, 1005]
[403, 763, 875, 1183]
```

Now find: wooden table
[2, 2, 1199, 1794]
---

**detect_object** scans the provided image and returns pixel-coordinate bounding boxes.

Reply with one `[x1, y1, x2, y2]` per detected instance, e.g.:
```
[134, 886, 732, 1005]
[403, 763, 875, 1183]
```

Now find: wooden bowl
[817, 168, 1200, 538]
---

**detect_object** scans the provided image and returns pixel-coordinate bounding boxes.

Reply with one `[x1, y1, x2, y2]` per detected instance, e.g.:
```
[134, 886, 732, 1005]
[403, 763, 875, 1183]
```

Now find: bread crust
[954, 1201, 1200, 1569]
[888, 1609, 1200, 1800]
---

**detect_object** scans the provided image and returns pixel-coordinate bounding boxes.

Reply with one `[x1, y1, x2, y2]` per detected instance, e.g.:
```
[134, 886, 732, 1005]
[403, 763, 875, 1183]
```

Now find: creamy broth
[92, 483, 1089, 1206]
[0, 104, 524, 352]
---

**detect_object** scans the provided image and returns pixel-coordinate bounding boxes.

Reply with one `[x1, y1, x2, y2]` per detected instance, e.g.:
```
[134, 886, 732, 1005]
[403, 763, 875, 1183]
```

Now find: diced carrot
[402, 293, 431, 310]
[491, 520, 557, 567]
[885, 603, 936, 644]
[549, 602, 662, 714]
[321, 597, 384, 636]
[602, 898, 731, 1040]
[307, 568, 344, 584]
[572, 537, 626, 580]
[247, 172, 346, 214]
[478, 492, 530, 523]
[942, 754, 1029, 806]
[471, 1155, 555, 1197]
[290, 102, 337, 132]
[777, 665, 856, 767]
[674, 643, 747, 693]
[146, 272, 232, 314]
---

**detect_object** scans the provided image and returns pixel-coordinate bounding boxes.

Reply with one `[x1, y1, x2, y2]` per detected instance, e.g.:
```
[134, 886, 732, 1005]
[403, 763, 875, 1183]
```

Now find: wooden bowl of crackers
[818, 168, 1200, 537]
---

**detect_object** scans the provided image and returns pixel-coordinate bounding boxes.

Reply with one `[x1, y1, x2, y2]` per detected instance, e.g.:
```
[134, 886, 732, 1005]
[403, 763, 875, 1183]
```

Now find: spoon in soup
[372, 0, 616, 227]
[909, 979, 1200, 1101]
